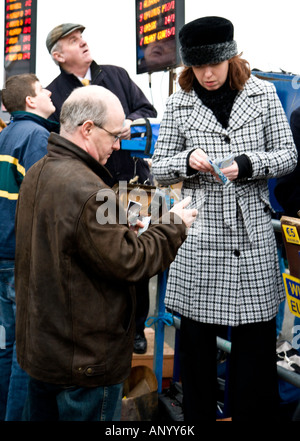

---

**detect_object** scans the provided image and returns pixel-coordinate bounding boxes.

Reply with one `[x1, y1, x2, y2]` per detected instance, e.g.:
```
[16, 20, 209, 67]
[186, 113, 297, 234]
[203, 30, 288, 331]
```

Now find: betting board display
[136, 0, 185, 74]
[4, 0, 37, 80]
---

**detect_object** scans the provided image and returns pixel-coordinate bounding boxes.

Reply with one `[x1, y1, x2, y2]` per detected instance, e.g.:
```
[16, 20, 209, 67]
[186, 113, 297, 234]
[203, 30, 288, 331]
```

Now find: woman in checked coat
[152, 16, 297, 421]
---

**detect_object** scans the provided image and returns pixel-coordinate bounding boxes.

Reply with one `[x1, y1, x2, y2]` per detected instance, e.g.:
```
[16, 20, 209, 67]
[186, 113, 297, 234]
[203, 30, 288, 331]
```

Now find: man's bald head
[60, 85, 124, 134]
[59, 86, 125, 164]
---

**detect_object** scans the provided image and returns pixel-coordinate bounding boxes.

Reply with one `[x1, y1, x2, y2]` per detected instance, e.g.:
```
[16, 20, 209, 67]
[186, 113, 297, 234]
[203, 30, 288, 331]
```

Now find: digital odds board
[4, 0, 37, 79]
[136, 0, 185, 74]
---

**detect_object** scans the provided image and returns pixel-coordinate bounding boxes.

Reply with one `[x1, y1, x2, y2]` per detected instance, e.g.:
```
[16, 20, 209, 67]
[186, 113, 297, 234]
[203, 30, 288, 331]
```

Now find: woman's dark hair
[178, 54, 251, 92]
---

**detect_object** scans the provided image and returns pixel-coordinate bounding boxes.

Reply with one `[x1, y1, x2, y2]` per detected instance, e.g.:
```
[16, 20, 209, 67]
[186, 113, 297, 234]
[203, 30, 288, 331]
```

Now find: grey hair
[50, 40, 62, 65]
[60, 88, 108, 133]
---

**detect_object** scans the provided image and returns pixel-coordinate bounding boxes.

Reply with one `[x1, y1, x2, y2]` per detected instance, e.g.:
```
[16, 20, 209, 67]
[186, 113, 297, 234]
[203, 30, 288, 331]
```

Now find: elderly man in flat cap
[46, 23, 156, 354]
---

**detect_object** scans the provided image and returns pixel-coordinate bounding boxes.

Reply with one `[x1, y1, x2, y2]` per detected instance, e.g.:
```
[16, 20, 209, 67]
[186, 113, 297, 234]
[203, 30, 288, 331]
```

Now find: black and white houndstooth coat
[152, 75, 297, 326]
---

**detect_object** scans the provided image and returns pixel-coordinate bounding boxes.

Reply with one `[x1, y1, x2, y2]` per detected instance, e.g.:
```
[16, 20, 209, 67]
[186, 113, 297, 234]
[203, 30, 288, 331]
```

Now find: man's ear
[52, 51, 65, 64]
[80, 120, 94, 138]
[25, 95, 36, 110]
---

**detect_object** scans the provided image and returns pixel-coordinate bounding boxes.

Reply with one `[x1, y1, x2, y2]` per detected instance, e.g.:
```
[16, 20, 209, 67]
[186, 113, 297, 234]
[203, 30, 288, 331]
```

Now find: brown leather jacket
[15, 133, 187, 387]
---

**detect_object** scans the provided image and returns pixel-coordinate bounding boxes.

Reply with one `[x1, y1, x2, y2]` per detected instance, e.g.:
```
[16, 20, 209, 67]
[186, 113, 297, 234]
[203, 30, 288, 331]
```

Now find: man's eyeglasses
[78, 121, 122, 143]
[98, 126, 122, 144]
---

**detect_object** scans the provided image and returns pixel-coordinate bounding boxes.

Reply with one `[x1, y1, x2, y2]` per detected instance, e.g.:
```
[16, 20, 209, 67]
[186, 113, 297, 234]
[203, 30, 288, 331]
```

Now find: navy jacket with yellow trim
[0, 112, 58, 258]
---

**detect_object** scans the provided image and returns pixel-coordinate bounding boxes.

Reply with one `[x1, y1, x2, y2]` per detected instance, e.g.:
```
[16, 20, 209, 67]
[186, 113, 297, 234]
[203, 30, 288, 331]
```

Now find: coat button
[86, 367, 93, 374]
[224, 136, 230, 144]
[234, 249, 240, 257]
[265, 167, 269, 175]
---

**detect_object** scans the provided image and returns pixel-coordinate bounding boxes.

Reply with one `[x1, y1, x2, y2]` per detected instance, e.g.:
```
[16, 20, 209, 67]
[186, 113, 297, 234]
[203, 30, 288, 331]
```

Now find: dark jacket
[47, 61, 157, 185]
[15, 132, 186, 387]
[275, 106, 300, 217]
[47, 61, 157, 123]
[0, 111, 58, 259]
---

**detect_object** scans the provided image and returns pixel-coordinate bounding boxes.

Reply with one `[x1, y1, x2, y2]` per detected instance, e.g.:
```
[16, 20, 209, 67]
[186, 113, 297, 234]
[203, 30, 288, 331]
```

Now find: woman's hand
[190, 150, 239, 182]
[221, 161, 239, 181]
[189, 148, 213, 173]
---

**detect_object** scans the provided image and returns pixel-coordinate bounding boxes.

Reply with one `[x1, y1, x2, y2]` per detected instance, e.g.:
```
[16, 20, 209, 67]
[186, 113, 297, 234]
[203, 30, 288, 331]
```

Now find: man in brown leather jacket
[14, 85, 197, 421]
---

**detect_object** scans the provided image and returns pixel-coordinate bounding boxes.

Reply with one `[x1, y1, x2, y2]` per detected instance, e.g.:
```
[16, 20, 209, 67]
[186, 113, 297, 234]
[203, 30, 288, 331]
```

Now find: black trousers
[179, 316, 279, 421]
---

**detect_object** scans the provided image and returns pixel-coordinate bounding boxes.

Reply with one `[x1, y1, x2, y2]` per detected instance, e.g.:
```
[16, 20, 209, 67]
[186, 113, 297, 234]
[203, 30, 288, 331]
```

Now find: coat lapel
[228, 76, 264, 131]
[183, 75, 265, 134]
[184, 91, 225, 134]
[180, 75, 265, 135]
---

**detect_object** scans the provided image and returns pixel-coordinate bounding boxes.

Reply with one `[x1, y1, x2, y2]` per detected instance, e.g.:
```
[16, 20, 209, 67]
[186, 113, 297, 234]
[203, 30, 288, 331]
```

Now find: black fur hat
[179, 16, 238, 66]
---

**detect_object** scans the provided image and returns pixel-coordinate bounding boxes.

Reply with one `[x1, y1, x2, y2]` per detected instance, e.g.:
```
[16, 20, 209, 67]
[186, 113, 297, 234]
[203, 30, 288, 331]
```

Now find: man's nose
[113, 139, 121, 150]
[44, 88, 52, 97]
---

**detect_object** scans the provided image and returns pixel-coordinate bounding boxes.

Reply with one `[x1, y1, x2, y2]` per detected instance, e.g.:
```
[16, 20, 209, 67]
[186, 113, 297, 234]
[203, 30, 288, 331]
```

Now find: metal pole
[272, 219, 281, 233]
[175, 320, 300, 389]
[153, 271, 168, 393]
[217, 336, 300, 389]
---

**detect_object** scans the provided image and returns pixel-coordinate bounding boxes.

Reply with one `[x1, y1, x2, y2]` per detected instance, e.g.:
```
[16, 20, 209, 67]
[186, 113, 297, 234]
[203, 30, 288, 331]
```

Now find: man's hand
[120, 119, 132, 140]
[130, 218, 145, 235]
[170, 196, 198, 228]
